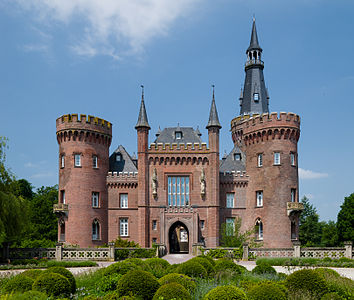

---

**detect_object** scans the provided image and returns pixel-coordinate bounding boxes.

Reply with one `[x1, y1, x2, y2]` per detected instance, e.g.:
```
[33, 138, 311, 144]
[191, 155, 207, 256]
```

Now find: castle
[54, 20, 303, 252]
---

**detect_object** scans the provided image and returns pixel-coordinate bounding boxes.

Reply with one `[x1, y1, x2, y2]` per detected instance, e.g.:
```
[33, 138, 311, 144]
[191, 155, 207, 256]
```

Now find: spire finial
[212, 84, 215, 100]
[252, 14, 256, 22]
[206, 86, 221, 129]
[135, 85, 150, 130]
[141, 85, 144, 100]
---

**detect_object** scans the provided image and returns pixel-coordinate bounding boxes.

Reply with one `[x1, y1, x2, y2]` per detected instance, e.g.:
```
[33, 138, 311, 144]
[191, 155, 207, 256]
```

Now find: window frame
[92, 155, 98, 168]
[92, 192, 99, 208]
[120, 218, 129, 237]
[226, 193, 235, 208]
[225, 218, 235, 236]
[175, 131, 182, 139]
[200, 220, 205, 230]
[291, 188, 296, 203]
[257, 153, 263, 167]
[74, 154, 81, 167]
[234, 153, 241, 161]
[253, 93, 259, 102]
[92, 220, 100, 240]
[120, 193, 128, 209]
[60, 155, 65, 168]
[274, 152, 280, 165]
[152, 220, 157, 230]
[60, 190, 65, 204]
[167, 176, 190, 207]
[255, 219, 263, 240]
[290, 153, 296, 166]
[256, 190, 263, 207]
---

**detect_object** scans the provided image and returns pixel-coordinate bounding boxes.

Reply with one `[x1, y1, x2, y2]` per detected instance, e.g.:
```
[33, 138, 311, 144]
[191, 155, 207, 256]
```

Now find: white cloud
[299, 168, 328, 180]
[30, 171, 55, 179]
[13, 0, 200, 58]
[24, 162, 37, 168]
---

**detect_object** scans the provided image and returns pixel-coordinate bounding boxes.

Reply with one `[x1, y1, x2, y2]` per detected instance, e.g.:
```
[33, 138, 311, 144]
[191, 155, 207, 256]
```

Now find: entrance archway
[169, 221, 189, 254]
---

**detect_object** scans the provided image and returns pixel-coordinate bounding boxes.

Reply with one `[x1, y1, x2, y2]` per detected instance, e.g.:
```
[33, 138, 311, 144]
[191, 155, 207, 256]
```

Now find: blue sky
[1, 0, 353, 222]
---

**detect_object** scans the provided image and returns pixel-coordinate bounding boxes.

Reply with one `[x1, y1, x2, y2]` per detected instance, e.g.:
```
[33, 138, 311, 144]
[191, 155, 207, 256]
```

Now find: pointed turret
[206, 87, 222, 129]
[135, 86, 150, 129]
[240, 19, 269, 116]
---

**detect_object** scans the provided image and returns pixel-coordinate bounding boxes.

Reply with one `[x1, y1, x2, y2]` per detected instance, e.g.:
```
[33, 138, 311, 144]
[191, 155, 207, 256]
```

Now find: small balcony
[245, 59, 264, 68]
[53, 203, 69, 214]
[287, 202, 304, 216]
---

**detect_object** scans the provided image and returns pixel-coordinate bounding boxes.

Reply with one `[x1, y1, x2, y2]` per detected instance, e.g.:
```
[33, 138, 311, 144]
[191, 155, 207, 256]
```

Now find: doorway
[169, 221, 189, 254]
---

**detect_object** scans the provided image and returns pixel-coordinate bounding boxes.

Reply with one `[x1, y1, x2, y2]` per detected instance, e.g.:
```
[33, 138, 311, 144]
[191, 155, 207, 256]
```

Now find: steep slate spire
[135, 85, 150, 129]
[240, 19, 269, 116]
[206, 85, 222, 129]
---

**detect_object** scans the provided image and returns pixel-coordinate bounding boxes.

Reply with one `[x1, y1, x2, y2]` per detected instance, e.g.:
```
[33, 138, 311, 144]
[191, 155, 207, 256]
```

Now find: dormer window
[116, 154, 122, 162]
[253, 93, 259, 102]
[175, 131, 182, 139]
[234, 153, 241, 161]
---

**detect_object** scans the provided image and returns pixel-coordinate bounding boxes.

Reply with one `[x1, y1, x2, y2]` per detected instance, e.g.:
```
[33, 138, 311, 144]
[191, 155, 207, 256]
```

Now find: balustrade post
[108, 242, 115, 261]
[344, 241, 352, 259]
[242, 243, 249, 261]
[56, 243, 63, 261]
[293, 241, 301, 258]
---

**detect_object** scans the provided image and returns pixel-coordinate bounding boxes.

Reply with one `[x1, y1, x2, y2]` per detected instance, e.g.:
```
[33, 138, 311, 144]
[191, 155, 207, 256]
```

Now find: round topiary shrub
[158, 273, 196, 294]
[104, 261, 139, 277]
[97, 273, 122, 292]
[247, 282, 287, 300]
[44, 266, 76, 294]
[143, 257, 171, 278]
[33, 272, 71, 297]
[116, 270, 160, 300]
[175, 261, 207, 278]
[124, 258, 145, 267]
[11, 290, 48, 300]
[313, 268, 341, 278]
[198, 255, 216, 266]
[338, 257, 352, 263]
[20, 269, 43, 280]
[203, 285, 247, 300]
[189, 257, 214, 276]
[3, 275, 34, 293]
[153, 282, 191, 300]
[286, 269, 328, 298]
[321, 292, 345, 300]
[214, 259, 244, 275]
[251, 263, 277, 276]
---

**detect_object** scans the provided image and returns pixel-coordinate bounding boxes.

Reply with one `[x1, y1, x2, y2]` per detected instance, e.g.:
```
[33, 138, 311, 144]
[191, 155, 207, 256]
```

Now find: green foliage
[320, 220, 339, 247]
[124, 258, 145, 266]
[214, 259, 245, 275]
[130, 248, 156, 258]
[175, 261, 207, 278]
[111, 237, 140, 248]
[116, 270, 160, 300]
[5, 291, 47, 300]
[158, 273, 197, 294]
[143, 257, 171, 278]
[251, 263, 277, 276]
[255, 257, 354, 268]
[33, 272, 71, 297]
[203, 285, 247, 300]
[247, 282, 287, 300]
[286, 269, 328, 299]
[204, 248, 228, 259]
[188, 257, 214, 276]
[96, 274, 122, 292]
[44, 266, 76, 294]
[75, 268, 108, 298]
[104, 261, 138, 277]
[337, 193, 354, 243]
[220, 217, 255, 248]
[198, 255, 215, 266]
[321, 292, 345, 300]
[19, 269, 43, 279]
[153, 282, 191, 300]
[115, 249, 130, 260]
[2, 275, 34, 293]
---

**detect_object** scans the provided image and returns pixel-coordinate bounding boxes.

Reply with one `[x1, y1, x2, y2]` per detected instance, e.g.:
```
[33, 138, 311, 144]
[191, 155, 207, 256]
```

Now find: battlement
[106, 171, 138, 187]
[220, 171, 249, 185]
[107, 171, 138, 178]
[148, 142, 209, 153]
[56, 114, 112, 136]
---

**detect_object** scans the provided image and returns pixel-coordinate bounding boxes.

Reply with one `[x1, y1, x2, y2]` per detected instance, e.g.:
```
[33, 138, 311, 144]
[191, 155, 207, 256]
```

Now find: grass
[256, 257, 354, 268]
[0, 260, 97, 270]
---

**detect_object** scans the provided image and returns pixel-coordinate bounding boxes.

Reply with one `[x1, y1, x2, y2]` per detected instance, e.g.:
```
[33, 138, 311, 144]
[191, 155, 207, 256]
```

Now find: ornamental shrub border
[256, 257, 354, 268]
[115, 248, 156, 260]
[0, 260, 98, 270]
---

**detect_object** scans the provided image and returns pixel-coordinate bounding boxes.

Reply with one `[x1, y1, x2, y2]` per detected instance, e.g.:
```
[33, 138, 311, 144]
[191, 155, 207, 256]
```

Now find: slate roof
[109, 145, 138, 173]
[206, 93, 222, 129]
[135, 95, 150, 129]
[247, 19, 262, 52]
[220, 145, 246, 172]
[154, 127, 203, 145]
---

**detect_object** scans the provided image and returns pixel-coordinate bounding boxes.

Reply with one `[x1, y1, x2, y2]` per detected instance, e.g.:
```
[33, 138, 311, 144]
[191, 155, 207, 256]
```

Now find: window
[255, 218, 263, 240]
[59, 222, 65, 242]
[74, 154, 81, 167]
[152, 238, 157, 244]
[226, 193, 235, 208]
[92, 192, 99, 207]
[175, 131, 182, 139]
[253, 93, 259, 101]
[61, 155, 65, 168]
[258, 153, 263, 167]
[234, 153, 241, 161]
[200, 220, 205, 230]
[274, 152, 280, 165]
[290, 153, 296, 166]
[168, 176, 189, 207]
[152, 220, 157, 230]
[291, 189, 296, 203]
[92, 155, 98, 168]
[120, 218, 128, 236]
[60, 190, 65, 204]
[120, 194, 128, 208]
[226, 218, 235, 236]
[92, 220, 100, 240]
[116, 154, 122, 162]
[256, 191, 263, 207]
[291, 221, 296, 240]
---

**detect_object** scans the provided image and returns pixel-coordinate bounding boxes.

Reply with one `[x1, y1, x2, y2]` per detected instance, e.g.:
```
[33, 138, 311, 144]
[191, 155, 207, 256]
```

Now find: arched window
[59, 220, 65, 242]
[92, 219, 100, 240]
[291, 221, 297, 240]
[255, 218, 263, 240]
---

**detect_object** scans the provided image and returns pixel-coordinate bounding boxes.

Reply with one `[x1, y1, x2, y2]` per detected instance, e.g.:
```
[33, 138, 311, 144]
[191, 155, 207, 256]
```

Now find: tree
[320, 220, 338, 247]
[299, 196, 322, 246]
[337, 193, 354, 243]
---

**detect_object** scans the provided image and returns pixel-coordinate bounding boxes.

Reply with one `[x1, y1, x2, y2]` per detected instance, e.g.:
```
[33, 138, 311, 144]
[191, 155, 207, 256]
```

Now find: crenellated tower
[55, 114, 112, 247]
[231, 20, 303, 248]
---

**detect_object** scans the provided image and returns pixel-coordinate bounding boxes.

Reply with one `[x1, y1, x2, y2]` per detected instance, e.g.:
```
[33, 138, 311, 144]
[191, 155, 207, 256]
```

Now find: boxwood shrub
[198, 255, 215, 266]
[158, 273, 196, 293]
[124, 258, 145, 267]
[143, 257, 171, 278]
[321, 292, 345, 300]
[33, 272, 71, 297]
[8, 290, 48, 300]
[188, 257, 214, 276]
[2, 275, 34, 293]
[203, 285, 247, 300]
[247, 282, 287, 300]
[96, 273, 122, 292]
[153, 282, 191, 300]
[20, 269, 43, 280]
[214, 259, 245, 274]
[251, 263, 277, 275]
[116, 270, 160, 300]
[175, 261, 207, 278]
[44, 266, 76, 294]
[104, 261, 139, 277]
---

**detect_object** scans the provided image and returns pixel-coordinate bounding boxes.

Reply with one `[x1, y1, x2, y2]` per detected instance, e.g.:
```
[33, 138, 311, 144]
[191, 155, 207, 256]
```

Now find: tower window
[253, 93, 259, 102]
[256, 191, 263, 207]
[116, 154, 122, 162]
[234, 153, 241, 161]
[226, 218, 235, 236]
[152, 220, 157, 230]
[274, 152, 280, 165]
[291, 221, 297, 240]
[168, 176, 189, 207]
[291, 189, 296, 203]
[226, 193, 235, 208]
[60, 190, 65, 204]
[120, 218, 128, 236]
[92, 155, 98, 168]
[257, 153, 263, 167]
[175, 131, 182, 139]
[290, 153, 296, 166]
[255, 218, 263, 240]
[120, 194, 128, 208]
[92, 192, 99, 208]
[60, 155, 65, 168]
[200, 220, 205, 230]
[74, 154, 81, 167]
[92, 220, 100, 240]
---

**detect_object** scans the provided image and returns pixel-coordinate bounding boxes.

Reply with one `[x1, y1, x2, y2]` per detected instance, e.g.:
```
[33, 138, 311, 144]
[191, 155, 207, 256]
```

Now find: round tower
[55, 114, 112, 247]
[231, 112, 302, 247]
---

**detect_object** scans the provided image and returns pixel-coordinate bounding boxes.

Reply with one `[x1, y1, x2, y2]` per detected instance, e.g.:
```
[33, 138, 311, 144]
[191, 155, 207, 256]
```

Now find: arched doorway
[169, 221, 189, 254]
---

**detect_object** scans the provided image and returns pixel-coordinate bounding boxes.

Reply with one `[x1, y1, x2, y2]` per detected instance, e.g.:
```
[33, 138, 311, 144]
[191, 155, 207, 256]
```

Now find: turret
[55, 114, 112, 247]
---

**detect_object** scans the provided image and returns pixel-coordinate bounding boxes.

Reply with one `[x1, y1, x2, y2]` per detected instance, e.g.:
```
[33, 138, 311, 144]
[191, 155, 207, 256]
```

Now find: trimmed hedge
[198, 255, 216, 266]
[214, 259, 244, 274]
[7, 290, 48, 300]
[189, 257, 214, 276]
[44, 266, 76, 294]
[33, 272, 71, 297]
[153, 282, 191, 300]
[20, 269, 43, 280]
[251, 263, 277, 275]
[175, 261, 207, 278]
[247, 282, 287, 300]
[321, 292, 345, 300]
[158, 273, 197, 293]
[203, 285, 247, 300]
[104, 261, 138, 277]
[2, 275, 34, 293]
[143, 257, 171, 278]
[116, 270, 160, 300]
[124, 258, 145, 267]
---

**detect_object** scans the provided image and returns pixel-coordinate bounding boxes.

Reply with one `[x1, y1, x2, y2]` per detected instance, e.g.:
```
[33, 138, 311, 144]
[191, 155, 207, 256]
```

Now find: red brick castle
[55, 21, 303, 251]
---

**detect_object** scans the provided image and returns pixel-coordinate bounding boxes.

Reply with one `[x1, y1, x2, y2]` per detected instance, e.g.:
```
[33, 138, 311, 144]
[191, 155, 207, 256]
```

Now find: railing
[8, 248, 56, 260]
[301, 247, 346, 259]
[62, 248, 110, 261]
[249, 248, 294, 258]
[245, 59, 264, 68]
[53, 203, 69, 213]
[287, 202, 304, 216]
